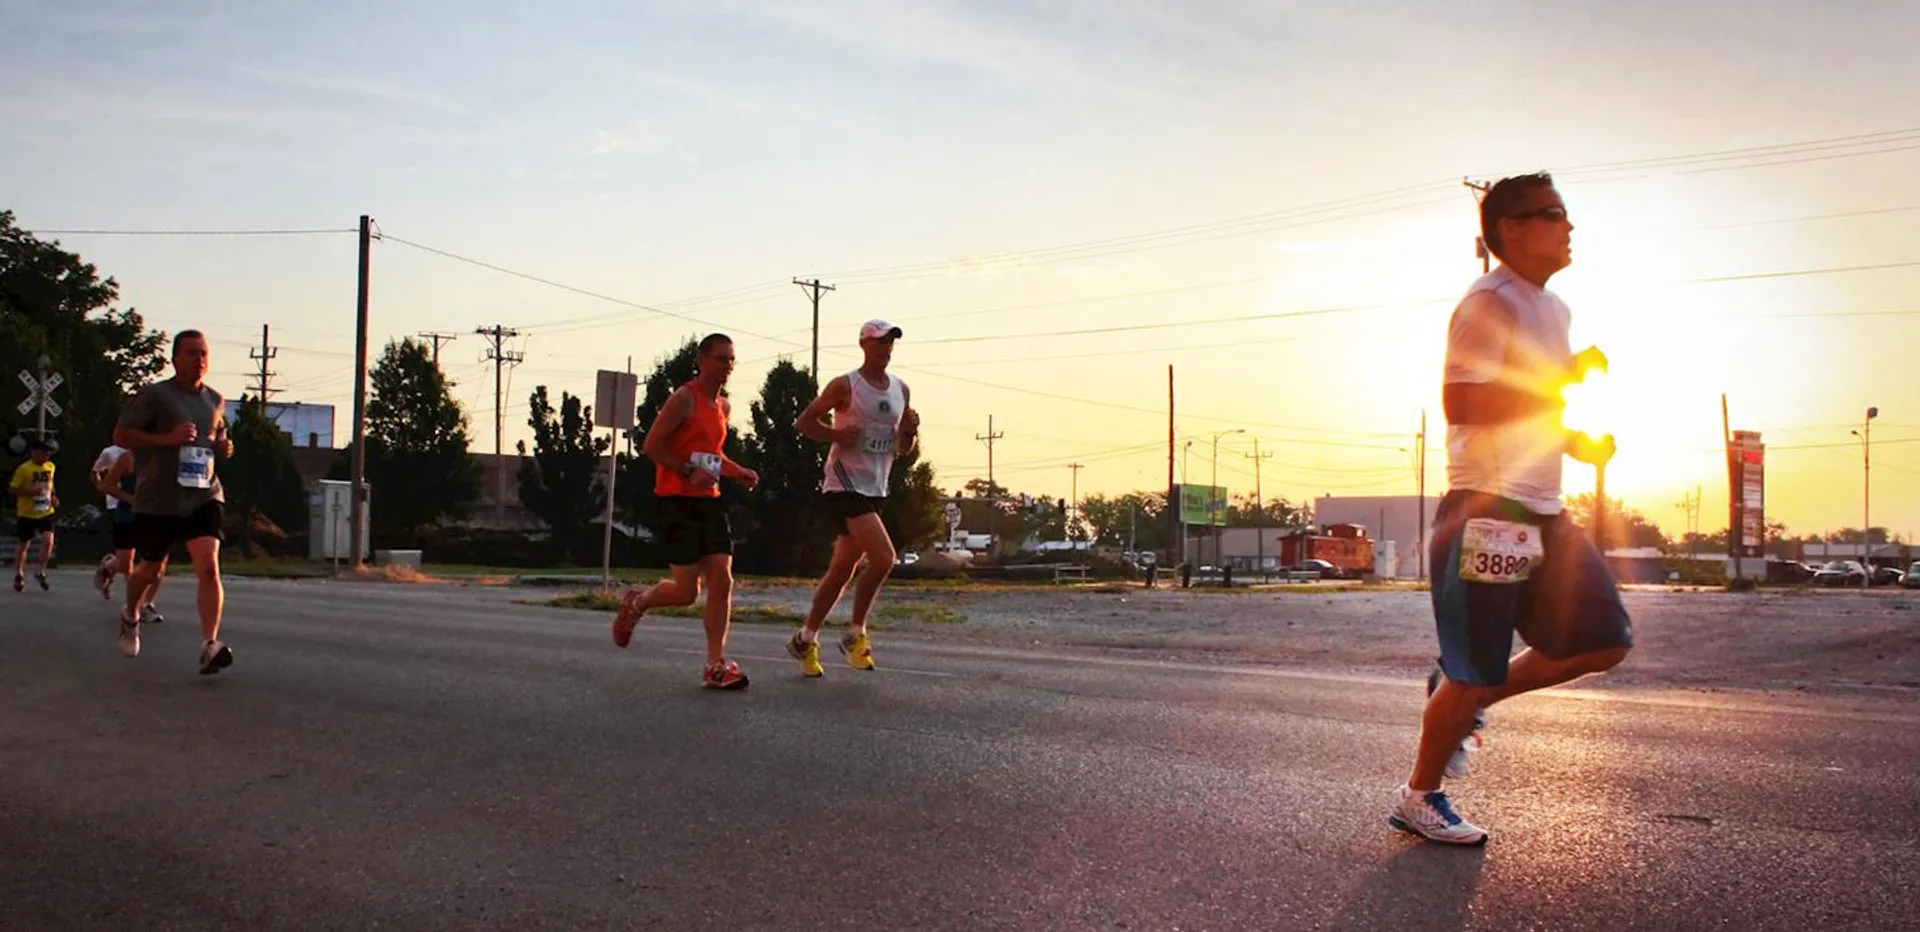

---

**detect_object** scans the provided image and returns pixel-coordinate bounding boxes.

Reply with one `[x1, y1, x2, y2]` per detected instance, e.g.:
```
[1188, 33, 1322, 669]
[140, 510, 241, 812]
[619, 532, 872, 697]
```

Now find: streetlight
[1851, 405, 1879, 585]
[1210, 428, 1245, 576]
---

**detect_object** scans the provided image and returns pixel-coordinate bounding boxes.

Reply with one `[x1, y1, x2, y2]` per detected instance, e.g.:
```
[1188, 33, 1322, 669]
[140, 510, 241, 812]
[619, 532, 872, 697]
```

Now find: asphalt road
[3, 573, 1917, 931]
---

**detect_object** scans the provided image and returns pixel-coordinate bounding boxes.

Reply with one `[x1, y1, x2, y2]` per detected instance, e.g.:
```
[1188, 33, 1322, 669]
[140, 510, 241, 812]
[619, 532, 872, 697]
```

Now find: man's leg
[613, 564, 700, 646]
[119, 552, 166, 658]
[697, 554, 734, 666]
[1409, 679, 1498, 792]
[184, 536, 224, 644]
[36, 530, 53, 577]
[802, 534, 864, 636]
[842, 513, 897, 632]
[12, 526, 28, 586]
[1483, 646, 1630, 707]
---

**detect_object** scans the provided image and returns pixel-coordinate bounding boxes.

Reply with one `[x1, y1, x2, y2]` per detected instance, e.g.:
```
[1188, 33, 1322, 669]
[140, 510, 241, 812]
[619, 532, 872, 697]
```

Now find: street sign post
[594, 369, 640, 589]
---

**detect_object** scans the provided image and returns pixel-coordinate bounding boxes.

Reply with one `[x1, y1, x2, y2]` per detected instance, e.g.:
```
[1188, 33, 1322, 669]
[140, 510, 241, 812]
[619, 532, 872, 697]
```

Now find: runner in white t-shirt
[1389, 173, 1633, 846]
[90, 443, 164, 621]
[786, 320, 918, 677]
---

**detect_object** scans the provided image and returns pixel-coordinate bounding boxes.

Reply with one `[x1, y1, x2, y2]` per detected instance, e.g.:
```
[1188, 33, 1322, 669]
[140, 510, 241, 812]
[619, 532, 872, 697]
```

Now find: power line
[28, 227, 356, 236]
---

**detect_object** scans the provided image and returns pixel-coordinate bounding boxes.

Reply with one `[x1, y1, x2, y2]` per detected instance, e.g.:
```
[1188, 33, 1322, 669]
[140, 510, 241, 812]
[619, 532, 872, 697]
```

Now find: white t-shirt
[1442, 267, 1573, 514]
[93, 445, 130, 510]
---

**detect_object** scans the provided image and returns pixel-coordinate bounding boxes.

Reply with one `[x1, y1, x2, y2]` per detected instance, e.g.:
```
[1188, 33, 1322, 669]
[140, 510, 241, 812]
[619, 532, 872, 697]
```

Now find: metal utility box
[309, 480, 369, 561]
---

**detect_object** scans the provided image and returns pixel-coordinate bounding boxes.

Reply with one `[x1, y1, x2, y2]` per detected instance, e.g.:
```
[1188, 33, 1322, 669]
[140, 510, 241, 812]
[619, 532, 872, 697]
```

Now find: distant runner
[611, 333, 759, 690]
[113, 330, 234, 673]
[92, 442, 165, 622]
[1391, 172, 1630, 846]
[10, 437, 57, 592]
[787, 319, 917, 677]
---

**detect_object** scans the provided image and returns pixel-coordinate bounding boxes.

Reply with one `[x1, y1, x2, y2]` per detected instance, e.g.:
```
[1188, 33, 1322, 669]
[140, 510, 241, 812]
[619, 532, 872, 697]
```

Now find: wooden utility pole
[477, 325, 524, 526]
[248, 324, 279, 403]
[793, 278, 836, 385]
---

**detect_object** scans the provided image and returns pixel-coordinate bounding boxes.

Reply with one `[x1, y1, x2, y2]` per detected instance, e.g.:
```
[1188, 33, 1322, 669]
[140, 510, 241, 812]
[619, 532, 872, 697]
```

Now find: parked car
[1870, 564, 1905, 587]
[1905, 562, 1920, 589]
[1812, 561, 1869, 587]
[1286, 559, 1339, 580]
[1770, 560, 1817, 584]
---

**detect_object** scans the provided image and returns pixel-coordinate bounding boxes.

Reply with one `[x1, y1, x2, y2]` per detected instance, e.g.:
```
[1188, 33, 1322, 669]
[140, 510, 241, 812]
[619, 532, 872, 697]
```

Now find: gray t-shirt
[117, 380, 227, 515]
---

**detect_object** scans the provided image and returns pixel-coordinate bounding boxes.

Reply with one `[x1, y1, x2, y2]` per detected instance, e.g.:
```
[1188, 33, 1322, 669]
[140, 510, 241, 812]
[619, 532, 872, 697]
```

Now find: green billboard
[1176, 483, 1229, 527]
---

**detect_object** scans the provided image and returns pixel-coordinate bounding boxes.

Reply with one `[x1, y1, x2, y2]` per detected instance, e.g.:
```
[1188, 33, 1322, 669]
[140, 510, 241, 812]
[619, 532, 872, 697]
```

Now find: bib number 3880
[1458, 518, 1544, 585]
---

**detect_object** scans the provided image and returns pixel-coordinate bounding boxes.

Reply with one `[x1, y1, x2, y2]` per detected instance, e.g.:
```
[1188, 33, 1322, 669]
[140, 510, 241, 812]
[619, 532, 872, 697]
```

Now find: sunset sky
[5, 1, 1918, 543]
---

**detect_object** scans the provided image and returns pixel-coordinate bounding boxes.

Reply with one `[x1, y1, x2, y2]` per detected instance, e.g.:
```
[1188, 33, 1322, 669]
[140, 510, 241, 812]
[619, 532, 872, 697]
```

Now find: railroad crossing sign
[17, 370, 63, 418]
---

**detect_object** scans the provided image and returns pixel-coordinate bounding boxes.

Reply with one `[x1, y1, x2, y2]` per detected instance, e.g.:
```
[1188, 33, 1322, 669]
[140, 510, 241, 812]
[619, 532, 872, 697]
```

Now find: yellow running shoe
[840, 630, 875, 671]
[786, 630, 825, 678]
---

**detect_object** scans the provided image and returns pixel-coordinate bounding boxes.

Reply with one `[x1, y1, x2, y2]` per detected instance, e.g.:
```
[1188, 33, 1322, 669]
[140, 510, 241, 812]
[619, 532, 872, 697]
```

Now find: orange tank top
[655, 381, 726, 498]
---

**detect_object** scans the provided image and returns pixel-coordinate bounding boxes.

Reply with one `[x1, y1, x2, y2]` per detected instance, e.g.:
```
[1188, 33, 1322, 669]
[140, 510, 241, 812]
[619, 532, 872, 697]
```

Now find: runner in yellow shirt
[10, 438, 58, 592]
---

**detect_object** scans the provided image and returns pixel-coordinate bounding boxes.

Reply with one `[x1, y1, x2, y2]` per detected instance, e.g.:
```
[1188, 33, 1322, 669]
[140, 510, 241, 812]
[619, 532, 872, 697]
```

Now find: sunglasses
[1507, 206, 1569, 224]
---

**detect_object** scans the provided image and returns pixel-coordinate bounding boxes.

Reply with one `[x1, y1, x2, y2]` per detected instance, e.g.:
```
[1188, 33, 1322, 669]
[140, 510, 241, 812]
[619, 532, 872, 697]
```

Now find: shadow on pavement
[1337, 840, 1487, 931]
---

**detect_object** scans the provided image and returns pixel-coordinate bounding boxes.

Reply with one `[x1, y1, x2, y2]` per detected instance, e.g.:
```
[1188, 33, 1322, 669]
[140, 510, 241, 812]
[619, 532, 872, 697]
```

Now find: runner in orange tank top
[611, 333, 760, 690]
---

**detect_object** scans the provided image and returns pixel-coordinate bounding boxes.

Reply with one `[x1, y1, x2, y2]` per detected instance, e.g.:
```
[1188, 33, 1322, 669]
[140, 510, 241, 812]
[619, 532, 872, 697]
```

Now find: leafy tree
[223, 395, 309, 555]
[364, 338, 480, 532]
[734, 358, 831, 574]
[882, 448, 943, 555]
[518, 386, 608, 561]
[1566, 492, 1669, 550]
[1078, 491, 1171, 553]
[0, 210, 167, 515]
[1226, 493, 1311, 529]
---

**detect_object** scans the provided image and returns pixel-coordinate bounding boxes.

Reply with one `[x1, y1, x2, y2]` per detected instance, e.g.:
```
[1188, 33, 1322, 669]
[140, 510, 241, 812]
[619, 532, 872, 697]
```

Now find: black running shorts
[132, 502, 225, 563]
[655, 496, 732, 567]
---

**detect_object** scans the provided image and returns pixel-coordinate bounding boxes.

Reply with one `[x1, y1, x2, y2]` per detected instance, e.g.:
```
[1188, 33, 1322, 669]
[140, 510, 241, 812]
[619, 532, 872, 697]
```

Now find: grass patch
[535, 592, 964, 626]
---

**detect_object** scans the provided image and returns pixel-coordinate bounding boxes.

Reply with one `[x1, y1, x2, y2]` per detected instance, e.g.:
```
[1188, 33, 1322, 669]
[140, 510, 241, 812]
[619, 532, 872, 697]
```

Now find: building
[1314, 495, 1432, 578]
[225, 401, 335, 449]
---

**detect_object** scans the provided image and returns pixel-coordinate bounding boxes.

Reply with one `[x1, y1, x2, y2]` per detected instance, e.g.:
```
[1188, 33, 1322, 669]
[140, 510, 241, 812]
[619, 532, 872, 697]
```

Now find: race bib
[860, 425, 896, 456]
[690, 452, 722, 477]
[1458, 518, 1544, 585]
[177, 446, 214, 490]
[31, 488, 53, 512]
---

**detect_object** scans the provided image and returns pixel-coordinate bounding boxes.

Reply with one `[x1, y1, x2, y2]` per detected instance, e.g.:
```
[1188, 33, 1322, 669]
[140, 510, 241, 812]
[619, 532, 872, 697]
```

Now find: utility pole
[1244, 438, 1272, 577]
[1067, 462, 1083, 539]
[1417, 408, 1428, 580]
[350, 214, 373, 569]
[793, 277, 836, 386]
[975, 415, 1004, 500]
[1464, 179, 1492, 274]
[1677, 487, 1702, 569]
[248, 324, 279, 404]
[418, 331, 461, 367]
[477, 325, 524, 526]
[1167, 365, 1178, 577]
[1854, 406, 1879, 582]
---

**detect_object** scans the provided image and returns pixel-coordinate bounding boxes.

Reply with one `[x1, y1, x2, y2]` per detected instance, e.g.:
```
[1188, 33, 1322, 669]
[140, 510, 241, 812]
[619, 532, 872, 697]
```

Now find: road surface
[3, 574, 1916, 930]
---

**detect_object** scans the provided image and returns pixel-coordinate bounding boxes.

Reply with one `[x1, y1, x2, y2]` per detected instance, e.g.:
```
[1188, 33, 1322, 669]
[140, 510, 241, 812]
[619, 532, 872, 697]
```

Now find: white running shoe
[139, 603, 165, 625]
[1389, 785, 1489, 846]
[198, 640, 234, 676]
[116, 613, 141, 658]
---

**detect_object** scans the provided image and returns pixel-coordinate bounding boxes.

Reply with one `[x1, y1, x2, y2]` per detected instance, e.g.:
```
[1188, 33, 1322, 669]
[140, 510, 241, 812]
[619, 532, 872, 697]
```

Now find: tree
[518, 386, 608, 561]
[223, 395, 308, 556]
[363, 338, 480, 533]
[883, 448, 944, 555]
[1226, 493, 1311, 529]
[733, 358, 831, 574]
[1078, 492, 1172, 553]
[0, 211, 168, 516]
[1566, 493, 1668, 550]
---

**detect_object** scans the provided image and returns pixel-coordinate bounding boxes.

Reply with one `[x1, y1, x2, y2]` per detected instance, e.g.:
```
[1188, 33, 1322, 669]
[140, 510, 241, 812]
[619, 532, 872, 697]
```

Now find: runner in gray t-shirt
[111, 329, 235, 675]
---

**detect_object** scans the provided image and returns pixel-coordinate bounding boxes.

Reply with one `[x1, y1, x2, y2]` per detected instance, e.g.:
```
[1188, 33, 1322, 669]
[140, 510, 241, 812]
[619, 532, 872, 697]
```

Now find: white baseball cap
[859, 319, 903, 341]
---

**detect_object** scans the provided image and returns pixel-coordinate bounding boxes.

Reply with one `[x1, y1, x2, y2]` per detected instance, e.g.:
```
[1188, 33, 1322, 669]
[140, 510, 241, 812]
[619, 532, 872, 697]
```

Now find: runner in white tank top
[789, 319, 920, 676]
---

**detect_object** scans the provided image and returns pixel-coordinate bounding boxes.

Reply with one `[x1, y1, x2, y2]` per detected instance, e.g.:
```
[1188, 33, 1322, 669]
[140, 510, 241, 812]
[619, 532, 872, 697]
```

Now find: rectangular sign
[1729, 430, 1765, 557]
[593, 370, 638, 430]
[1175, 483, 1229, 527]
